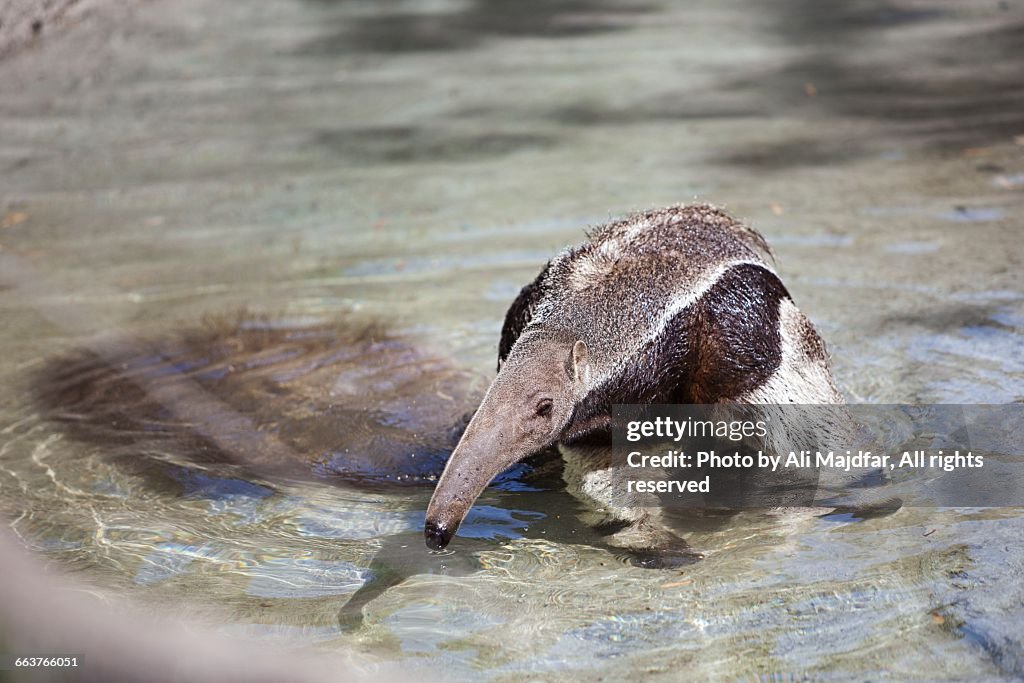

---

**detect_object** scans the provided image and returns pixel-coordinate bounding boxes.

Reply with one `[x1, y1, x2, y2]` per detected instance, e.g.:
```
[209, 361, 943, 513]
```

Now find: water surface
[1, 0, 1023, 679]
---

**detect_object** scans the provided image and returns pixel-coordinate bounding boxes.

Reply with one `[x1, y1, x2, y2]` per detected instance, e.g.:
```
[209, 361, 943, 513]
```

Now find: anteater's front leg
[559, 444, 702, 568]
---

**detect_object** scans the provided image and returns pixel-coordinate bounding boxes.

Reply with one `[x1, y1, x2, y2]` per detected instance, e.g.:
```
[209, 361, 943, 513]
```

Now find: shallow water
[1, 0, 1024, 680]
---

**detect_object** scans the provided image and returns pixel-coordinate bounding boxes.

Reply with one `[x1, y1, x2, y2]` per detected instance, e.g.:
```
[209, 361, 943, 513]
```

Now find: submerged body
[34, 315, 487, 487]
[425, 204, 844, 560]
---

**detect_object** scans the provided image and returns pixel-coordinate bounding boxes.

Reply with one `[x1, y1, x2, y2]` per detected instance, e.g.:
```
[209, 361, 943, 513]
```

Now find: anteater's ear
[571, 340, 590, 387]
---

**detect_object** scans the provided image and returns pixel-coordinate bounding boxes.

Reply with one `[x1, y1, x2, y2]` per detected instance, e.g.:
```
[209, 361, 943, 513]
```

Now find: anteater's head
[424, 330, 591, 550]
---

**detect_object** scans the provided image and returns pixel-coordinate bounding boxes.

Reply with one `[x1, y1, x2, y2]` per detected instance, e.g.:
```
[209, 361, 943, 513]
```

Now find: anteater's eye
[535, 398, 553, 418]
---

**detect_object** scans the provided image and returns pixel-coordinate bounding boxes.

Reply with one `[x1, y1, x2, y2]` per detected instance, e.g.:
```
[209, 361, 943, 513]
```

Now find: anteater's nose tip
[424, 520, 452, 551]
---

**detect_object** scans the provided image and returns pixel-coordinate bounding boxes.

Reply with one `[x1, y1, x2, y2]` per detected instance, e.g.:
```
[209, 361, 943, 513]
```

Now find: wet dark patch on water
[877, 303, 1014, 335]
[312, 127, 555, 164]
[31, 313, 492, 491]
[773, 1, 947, 44]
[713, 136, 869, 171]
[547, 101, 761, 127]
[763, 2, 1024, 151]
[296, 0, 656, 55]
[519, 2, 1024, 169]
[696, 2, 1024, 170]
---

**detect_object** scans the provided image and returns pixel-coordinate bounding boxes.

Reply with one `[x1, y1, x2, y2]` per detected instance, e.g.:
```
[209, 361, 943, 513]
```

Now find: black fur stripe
[691, 263, 789, 401]
[561, 263, 790, 445]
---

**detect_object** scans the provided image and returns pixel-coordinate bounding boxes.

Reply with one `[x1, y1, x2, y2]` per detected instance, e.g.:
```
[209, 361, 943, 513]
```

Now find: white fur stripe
[740, 299, 843, 405]
[594, 259, 775, 388]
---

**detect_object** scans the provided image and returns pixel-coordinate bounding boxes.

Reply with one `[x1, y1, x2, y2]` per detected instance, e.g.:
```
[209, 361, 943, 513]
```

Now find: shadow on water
[724, 0, 1024, 166]
[781, 6, 1023, 122]
[547, 100, 764, 127]
[296, 0, 657, 55]
[292, 1, 1024, 170]
[31, 313, 491, 492]
[876, 302, 1013, 334]
[536, 1, 1024, 169]
[311, 127, 556, 164]
[771, 1, 949, 40]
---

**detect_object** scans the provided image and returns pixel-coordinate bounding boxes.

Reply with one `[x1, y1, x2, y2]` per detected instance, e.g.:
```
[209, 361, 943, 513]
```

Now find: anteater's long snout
[423, 413, 513, 550]
[424, 382, 545, 550]
[424, 339, 578, 551]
